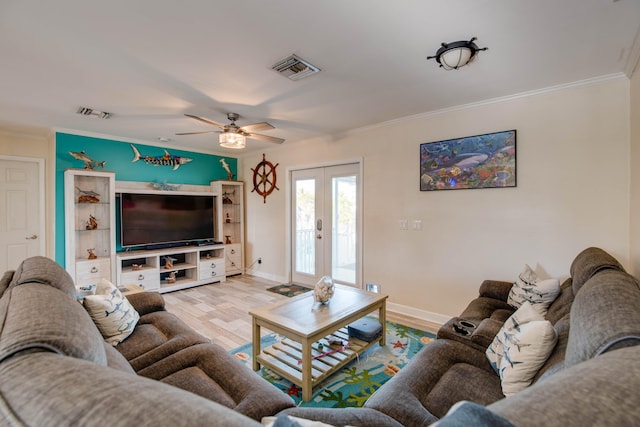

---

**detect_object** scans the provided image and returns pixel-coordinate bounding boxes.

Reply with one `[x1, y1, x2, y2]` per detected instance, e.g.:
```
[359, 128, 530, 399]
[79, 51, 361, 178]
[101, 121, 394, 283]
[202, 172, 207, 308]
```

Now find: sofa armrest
[471, 318, 504, 348]
[478, 280, 513, 302]
[125, 291, 165, 316]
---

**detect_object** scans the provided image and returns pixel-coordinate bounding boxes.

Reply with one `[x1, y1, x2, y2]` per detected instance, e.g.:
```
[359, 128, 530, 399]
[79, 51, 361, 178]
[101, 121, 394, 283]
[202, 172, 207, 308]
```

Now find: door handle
[25, 234, 38, 240]
[316, 219, 322, 231]
[317, 234, 322, 240]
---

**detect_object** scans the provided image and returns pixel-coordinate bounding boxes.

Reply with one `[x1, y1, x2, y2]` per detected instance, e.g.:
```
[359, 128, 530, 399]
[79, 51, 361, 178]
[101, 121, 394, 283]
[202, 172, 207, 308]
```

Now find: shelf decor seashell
[314, 275, 335, 304]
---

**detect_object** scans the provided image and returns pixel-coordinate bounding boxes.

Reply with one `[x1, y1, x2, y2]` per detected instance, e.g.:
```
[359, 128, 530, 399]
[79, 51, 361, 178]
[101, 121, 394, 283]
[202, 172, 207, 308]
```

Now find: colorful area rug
[266, 284, 313, 297]
[231, 319, 435, 407]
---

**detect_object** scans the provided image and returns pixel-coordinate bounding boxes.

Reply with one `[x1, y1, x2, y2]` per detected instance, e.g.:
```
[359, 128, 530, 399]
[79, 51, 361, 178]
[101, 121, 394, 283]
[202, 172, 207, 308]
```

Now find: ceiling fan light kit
[219, 132, 246, 149]
[178, 112, 285, 149]
[427, 37, 488, 70]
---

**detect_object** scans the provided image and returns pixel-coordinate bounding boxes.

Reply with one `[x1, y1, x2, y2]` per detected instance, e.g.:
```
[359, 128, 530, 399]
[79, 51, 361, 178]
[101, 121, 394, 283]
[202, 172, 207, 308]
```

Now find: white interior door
[0, 157, 44, 272]
[291, 163, 361, 288]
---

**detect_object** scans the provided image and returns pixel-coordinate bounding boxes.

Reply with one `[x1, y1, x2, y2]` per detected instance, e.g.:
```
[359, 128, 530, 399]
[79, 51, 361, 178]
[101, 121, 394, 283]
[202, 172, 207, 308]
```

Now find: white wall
[241, 77, 631, 320]
[630, 67, 640, 275]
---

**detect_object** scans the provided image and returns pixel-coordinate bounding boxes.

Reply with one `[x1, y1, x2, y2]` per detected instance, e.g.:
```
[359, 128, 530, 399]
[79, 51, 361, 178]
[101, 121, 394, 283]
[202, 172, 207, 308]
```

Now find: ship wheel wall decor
[251, 153, 279, 203]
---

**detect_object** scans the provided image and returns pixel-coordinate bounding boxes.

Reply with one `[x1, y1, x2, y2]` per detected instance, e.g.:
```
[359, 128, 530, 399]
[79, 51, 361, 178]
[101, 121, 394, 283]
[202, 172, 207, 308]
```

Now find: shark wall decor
[130, 144, 193, 170]
[69, 151, 106, 170]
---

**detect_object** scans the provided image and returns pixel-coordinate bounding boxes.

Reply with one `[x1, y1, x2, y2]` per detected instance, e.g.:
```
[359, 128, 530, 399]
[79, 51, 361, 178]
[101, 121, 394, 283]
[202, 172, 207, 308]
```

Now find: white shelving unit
[64, 169, 116, 289]
[116, 245, 225, 293]
[212, 181, 245, 276]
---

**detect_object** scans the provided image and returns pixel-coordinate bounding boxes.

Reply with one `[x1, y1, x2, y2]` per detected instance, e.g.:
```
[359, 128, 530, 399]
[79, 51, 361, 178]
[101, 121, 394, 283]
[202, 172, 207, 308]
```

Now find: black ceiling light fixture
[427, 37, 488, 70]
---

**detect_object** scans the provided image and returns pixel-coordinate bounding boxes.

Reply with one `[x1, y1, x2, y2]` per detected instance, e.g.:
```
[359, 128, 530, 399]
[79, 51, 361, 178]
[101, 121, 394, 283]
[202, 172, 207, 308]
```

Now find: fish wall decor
[69, 150, 106, 170]
[130, 145, 193, 170]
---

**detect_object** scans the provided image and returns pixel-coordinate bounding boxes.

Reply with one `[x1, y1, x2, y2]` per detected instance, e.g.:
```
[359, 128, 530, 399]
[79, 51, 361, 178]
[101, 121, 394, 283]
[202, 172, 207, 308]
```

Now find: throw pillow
[83, 278, 140, 346]
[507, 265, 560, 314]
[486, 301, 543, 373]
[499, 320, 557, 397]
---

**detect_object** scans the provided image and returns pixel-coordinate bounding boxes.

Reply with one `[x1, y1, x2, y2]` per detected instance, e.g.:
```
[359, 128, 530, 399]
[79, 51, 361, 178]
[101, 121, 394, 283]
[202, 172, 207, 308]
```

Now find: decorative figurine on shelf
[167, 271, 177, 284]
[151, 180, 182, 191]
[164, 256, 177, 269]
[222, 190, 234, 204]
[85, 214, 98, 230]
[87, 248, 97, 260]
[132, 264, 143, 271]
[314, 276, 335, 304]
[225, 213, 231, 223]
[69, 150, 106, 170]
[76, 187, 101, 203]
[220, 158, 235, 181]
[225, 235, 232, 244]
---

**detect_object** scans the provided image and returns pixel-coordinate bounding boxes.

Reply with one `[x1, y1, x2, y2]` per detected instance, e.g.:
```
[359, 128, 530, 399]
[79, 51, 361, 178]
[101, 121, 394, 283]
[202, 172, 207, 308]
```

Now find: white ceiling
[1, 0, 639, 154]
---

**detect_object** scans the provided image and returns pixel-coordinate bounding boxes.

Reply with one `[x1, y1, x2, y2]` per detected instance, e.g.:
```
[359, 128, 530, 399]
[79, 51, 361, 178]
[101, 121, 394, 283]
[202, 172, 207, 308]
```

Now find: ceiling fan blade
[240, 122, 275, 133]
[247, 133, 285, 144]
[184, 114, 226, 128]
[175, 131, 218, 135]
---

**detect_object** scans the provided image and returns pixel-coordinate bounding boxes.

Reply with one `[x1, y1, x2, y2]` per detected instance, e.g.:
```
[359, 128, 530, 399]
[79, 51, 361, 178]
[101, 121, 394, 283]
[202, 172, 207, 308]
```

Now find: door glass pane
[331, 175, 356, 284]
[295, 179, 315, 275]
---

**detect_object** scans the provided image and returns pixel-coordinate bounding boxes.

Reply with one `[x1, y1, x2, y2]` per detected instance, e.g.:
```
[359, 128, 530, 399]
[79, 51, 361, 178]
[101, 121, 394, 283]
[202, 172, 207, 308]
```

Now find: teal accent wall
[55, 132, 237, 267]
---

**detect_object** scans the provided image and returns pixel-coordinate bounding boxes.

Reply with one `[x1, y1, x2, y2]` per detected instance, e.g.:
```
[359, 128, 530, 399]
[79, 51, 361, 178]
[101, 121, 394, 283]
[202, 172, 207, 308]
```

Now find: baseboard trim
[244, 269, 287, 284]
[387, 302, 451, 328]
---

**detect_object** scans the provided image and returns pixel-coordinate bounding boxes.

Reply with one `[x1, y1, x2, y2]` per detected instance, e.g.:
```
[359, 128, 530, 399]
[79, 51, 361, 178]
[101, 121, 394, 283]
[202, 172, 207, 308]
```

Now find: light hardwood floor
[163, 274, 439, 351]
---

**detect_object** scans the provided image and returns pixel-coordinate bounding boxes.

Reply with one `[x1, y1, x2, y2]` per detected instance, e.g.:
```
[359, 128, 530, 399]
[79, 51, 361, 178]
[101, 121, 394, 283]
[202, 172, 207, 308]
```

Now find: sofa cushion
[0, 283, 107, 366]
[544, 278, 574, 325]
[103, 342, 136, 374]
[565, 269, 640, 368]
[366, 339, 504, 425]
[498, 320, 557, 397]
[135, 343, 295, 421]
[8, 256, 77, 298]
[83, 279, 140, 346]
[115, 310, 210, 371]
[0, 352, 262, 427]
[569, 247, 625, 295]
[486, 302, 544, 373]
[507, 265, 560, 314]
[488, 346, 640, 427]
[0, 270, 13, 298]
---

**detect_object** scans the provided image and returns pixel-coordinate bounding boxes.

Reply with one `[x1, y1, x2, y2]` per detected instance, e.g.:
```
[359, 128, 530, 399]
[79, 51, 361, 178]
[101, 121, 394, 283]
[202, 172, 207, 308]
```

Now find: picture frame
[420, 130, 516, 191]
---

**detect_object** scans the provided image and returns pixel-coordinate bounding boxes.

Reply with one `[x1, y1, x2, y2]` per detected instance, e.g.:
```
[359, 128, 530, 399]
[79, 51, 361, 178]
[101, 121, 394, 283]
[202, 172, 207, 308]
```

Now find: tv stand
[116, 244, 225, 293]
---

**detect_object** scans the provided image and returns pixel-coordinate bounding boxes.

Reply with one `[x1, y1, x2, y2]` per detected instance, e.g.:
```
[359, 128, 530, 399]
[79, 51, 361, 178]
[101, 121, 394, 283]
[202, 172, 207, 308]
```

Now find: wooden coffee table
[249, 284, 387, 401]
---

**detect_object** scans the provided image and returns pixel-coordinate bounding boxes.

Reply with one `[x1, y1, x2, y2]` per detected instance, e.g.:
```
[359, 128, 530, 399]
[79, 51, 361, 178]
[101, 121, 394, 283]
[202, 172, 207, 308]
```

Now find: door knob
[25, 235, 38, 240]
[317, 234, 322, 239]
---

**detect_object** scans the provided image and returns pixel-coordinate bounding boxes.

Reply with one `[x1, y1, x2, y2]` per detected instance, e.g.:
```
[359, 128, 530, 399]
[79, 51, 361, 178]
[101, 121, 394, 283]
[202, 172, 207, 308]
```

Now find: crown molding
[349, 73, 628, 136]
[624, 24, 640, 78]
[53, 127, 228, 156]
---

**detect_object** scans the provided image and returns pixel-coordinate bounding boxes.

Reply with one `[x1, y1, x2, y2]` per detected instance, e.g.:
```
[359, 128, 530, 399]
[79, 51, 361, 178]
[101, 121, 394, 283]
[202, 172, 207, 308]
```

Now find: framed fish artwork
[420, 130, 516, 191]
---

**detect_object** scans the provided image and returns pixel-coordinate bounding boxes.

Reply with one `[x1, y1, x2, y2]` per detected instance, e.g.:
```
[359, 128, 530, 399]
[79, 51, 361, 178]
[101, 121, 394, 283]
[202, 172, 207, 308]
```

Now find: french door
[290, 163, 361, 288]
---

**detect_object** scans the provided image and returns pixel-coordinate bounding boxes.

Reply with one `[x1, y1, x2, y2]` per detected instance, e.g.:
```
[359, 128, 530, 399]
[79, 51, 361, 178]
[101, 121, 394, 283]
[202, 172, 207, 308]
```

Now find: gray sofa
[0, 256, 293, 426]
[282, 247, 640, 426]
[2, 249, 639, 427]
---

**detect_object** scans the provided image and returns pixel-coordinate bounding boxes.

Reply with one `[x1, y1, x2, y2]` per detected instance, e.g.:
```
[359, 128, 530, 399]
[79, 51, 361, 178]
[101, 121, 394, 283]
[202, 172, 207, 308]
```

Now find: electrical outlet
[366, 282, 381, 293]
[258, 257, 262, 264]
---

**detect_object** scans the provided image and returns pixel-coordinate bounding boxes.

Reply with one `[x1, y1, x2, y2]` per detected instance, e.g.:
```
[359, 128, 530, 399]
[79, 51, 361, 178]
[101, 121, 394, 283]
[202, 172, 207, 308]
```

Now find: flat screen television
[120, 192, 215, 248]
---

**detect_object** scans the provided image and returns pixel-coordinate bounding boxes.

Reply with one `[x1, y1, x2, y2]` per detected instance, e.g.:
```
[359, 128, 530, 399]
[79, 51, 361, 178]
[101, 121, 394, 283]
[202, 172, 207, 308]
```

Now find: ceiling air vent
[272, 54, 320, 81]
[76, 106, 112, 119]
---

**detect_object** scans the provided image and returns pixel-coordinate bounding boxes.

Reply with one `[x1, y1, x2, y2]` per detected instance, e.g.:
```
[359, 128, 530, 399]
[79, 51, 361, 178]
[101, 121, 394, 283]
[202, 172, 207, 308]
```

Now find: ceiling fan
[177, 113, 285, 145]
